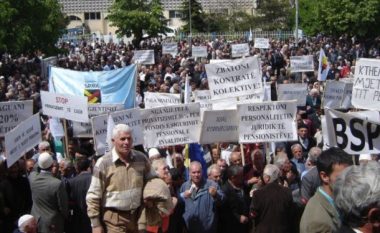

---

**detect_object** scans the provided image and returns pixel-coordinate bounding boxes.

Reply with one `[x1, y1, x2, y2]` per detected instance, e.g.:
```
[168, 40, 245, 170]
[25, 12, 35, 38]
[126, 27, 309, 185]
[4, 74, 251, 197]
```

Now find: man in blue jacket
[179, 161, 224, 233]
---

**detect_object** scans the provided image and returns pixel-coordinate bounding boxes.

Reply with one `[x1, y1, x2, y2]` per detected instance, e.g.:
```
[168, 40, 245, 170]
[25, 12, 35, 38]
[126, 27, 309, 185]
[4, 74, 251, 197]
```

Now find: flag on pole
[184, 75, 191, 104]
[189, 143, 208, 180]
[249, 28, 253, 42]
[318, 48, 330, 81]
[105, 114, 115, 153]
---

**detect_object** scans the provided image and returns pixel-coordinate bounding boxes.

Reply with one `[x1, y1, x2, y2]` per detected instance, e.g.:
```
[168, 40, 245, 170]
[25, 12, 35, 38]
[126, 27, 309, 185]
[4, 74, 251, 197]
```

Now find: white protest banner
[209, 59, 231, 64]
[92, 108, 144, 155]
[231, 43, 250, 58]
[162, 43, 177, 57]
[205, 56, 263, 100]
[141, 103, 201, 148]
[49, 118, 64, 139]
[341, 82, 353, 109]
[144, 92, 181, 109]
[5, 114, 41, 167]
[277, 83, 307, 106]
[239, 92, 264, 103]
[41, 91, 89, 123]
[348, 110, 379, 122]
[238, 101, 297, 143]
[290, 55, 314, 73]
[0, 100, 33, 136]
[133, 50, 155, 65]
[73, 104, 124, 137]
[323, 81, 346, 109]
[352, 58, 380, 110]
[192, 46, 208, 58]
[325, 108, 380, 154]
[254, 38, 270, 49]
[199, 110, 239, 144]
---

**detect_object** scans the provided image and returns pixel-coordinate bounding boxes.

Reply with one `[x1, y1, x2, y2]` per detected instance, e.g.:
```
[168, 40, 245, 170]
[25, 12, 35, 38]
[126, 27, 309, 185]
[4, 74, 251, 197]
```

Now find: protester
[86, 124, 150, 233]
[15, 214, 37, 233]
[68, 158, 92, 233]
[333, 161, 380, 233]
[250, 164, 294, 233]
[29, 152, 68, 233]
[300, 147, 353, 233]
[179, 161, 224, 233]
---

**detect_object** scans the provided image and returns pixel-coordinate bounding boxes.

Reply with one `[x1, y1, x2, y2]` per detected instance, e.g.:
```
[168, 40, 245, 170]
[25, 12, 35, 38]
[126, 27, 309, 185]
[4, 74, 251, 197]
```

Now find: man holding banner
[86, 124, 150, 233]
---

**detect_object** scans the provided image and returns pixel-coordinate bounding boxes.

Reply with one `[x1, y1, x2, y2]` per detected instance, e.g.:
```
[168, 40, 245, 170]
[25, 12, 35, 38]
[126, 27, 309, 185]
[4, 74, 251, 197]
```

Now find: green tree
[0, 0, 67, 55]
[108, 0, 171, 48]
[180, 0, 207, 33]
[252, 0, 292, 30]
[299, 0, 380, 38]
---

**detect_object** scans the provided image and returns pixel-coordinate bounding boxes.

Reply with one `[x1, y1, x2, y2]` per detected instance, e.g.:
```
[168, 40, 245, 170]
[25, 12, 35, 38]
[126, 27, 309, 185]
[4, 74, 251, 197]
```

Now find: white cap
[18, 214, 34, 231]
[38, 152, 53, 169]
[359, 154, 371, 161]
[148, 148, 160, 159]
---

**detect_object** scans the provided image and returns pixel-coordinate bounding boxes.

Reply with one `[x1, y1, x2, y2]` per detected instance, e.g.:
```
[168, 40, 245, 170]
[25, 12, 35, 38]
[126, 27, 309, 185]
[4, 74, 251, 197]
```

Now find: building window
[169, 10, 182, 19]
[69, 15, 81, 21]
[84, 12, 101, 20]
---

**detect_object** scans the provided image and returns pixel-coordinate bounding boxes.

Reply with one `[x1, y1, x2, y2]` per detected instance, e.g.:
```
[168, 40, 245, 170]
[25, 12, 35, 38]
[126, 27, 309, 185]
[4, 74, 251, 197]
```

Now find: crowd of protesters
[0, 34, 379, 233]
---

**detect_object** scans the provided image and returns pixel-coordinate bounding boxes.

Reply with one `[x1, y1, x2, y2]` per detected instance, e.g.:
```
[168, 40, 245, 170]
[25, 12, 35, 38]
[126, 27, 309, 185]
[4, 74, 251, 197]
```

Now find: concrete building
[58, 0, 256, 35]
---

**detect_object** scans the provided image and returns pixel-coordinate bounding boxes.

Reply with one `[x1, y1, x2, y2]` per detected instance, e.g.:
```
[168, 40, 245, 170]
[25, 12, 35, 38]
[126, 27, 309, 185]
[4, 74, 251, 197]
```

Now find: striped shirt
[86, 148, 150, 227]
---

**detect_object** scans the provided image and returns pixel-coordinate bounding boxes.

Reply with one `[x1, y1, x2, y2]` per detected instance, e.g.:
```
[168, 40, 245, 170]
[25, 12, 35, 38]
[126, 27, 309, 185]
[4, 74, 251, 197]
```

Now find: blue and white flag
[49, 65, 137, 109]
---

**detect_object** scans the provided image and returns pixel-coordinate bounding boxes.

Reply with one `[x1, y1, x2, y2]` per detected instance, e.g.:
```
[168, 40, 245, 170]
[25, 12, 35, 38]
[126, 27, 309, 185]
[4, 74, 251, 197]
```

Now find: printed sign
[290, 55, 314, 72]
[144, 92, 181, 109]
[5, 114, 41, 167]
[199, 110, 239, 144]
[254, 38, 270, 49]
[352, 58, 380, 110]
[73, 104, 124, 137]
[162, 43, 178, 57]
[277, 83, 308, 106]
[141, 103, 201, 148]
[325, 108, 380, 154]
[231, 43, 250, 58]
[133, 50, 155, 65]
[238, 101, 297, 143]
[192, 46, 208, 58]
[205, 56, 263, 100]
[41, 91, 89, 122]
[0, 100, 33, 136]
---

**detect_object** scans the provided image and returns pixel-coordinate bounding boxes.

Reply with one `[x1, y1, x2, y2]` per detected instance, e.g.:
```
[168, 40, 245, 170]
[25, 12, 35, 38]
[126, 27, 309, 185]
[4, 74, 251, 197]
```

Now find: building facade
[58, 0, 256, 35]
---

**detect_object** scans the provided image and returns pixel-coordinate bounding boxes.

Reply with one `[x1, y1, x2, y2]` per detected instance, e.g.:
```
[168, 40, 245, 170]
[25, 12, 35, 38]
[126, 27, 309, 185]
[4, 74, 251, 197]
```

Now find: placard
[162, 43, 177, 57]
[144, 92, 181, 109]
[231, 43, 250, 58]
[352, 58, 380, 110]
[254, 38, 270, 49]
[238, 101, 297, 143]
[92, 108, 144, 155]
[141, 103, 201, 148]
[323, 81, 346, 109]
[290, 55, 314, 72]
[205, 56, 263, 100]
[199, 110, 239, 144]
[0, 100, 33, 136]
[192, 46, 208, 58]
[277, 83, 308, 106]
[73, 104, 124, 137]
[133, 50, 155, 65]
[41, 91, 89, 122]
[5, 114, 41, 167]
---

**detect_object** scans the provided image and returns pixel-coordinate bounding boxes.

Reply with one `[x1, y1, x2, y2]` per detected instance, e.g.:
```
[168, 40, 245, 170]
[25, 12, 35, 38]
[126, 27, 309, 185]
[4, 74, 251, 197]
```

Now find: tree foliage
[108, 0, 170, 48]
[299, 0, 380, 38]
[0, 0, 68, 55]
[180, 0, 207, 33]
[252, 0, 292, 30]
